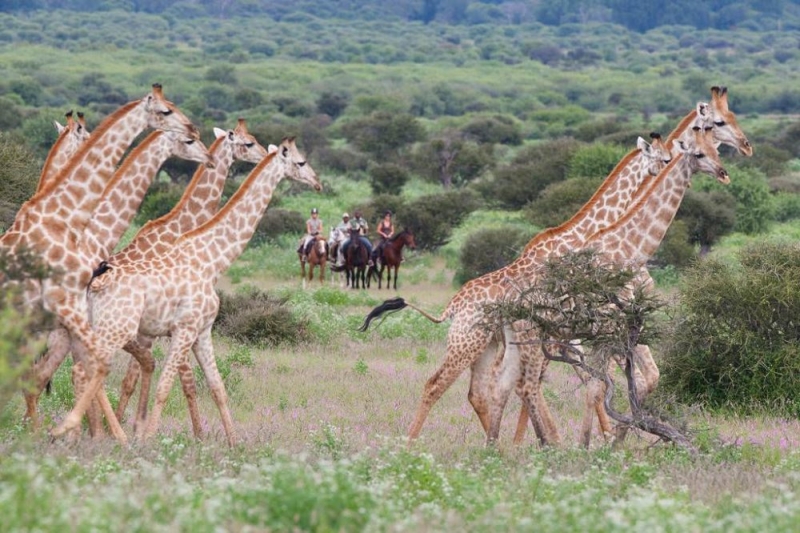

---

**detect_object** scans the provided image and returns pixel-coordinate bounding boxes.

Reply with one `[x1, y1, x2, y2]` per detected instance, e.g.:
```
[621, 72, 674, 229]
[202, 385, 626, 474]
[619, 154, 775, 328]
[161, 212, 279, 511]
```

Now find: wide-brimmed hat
[342, 212, 350, 218]
[311, 208, 318, 214]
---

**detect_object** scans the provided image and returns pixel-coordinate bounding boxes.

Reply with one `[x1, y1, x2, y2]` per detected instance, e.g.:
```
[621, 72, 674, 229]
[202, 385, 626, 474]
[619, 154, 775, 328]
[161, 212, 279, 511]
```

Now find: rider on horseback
[374, 210, 395, 266]
[342, 209, 373, 266]
[298, 207, 323, 262]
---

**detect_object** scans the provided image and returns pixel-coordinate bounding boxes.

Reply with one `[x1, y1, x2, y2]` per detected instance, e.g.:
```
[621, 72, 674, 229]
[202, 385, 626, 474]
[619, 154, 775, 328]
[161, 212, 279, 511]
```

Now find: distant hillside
[4, 0, 800, 32]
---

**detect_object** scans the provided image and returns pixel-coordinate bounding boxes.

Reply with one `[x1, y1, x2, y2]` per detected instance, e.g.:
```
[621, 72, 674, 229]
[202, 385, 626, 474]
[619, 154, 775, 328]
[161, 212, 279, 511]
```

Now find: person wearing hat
[331, 212, 351, 266]
[298, 207, 323, 261]
[342, 209, 373, 266]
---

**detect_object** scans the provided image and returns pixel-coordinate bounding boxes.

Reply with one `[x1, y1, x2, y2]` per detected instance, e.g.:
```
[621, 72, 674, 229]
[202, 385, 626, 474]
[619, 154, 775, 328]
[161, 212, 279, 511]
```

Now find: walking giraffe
[23, 129, 213, 431]
[1, 84, 200, 444]
[81, 138, 319, 446]
[360, 88, 751, 447]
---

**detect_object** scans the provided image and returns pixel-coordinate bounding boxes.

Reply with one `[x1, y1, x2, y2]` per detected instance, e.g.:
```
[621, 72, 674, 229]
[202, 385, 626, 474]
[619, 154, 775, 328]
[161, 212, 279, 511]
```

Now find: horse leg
[392, 265, 399, 290]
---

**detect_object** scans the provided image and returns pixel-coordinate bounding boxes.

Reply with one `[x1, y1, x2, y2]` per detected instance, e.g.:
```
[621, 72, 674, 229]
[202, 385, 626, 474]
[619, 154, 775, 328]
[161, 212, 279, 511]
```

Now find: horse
[301, 236, 328, 288]
[328, 227, 347, 287]
[344, 228, 370, 289]
[372, 228, 416, 290]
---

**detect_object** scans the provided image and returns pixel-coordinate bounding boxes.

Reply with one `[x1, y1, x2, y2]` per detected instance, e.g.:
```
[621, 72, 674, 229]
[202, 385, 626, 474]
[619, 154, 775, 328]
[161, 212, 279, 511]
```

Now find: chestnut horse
[301, 236, 328, 288]
[373, 228, 416, 290]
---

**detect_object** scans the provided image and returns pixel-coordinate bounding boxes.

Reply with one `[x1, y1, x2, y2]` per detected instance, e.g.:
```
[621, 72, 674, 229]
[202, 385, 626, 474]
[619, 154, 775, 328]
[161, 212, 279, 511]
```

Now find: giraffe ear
[636, 136, 650, 153]
[696, 102, 710, 117]
[213, 127, 227, 139]
[54, 120, 65, 134]
[268, 144, 278, 154]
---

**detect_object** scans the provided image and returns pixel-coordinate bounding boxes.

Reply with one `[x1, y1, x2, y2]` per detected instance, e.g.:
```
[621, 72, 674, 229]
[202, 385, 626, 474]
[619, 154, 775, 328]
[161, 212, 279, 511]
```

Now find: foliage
[341, 112, 426, 160]
[461, 114, 523, 145]
[369, 163, 409, 196]
[133, 181, 183, 226]
[567, 143, 629, 180]
[0, 132, 41, 229]
[523, 176, 601, 229]
[652, 219, 698, 269]
[454, 226, 528, 285]
[675, 189, 737, 254]
[480, 138, 580, 209]
[251, 208, 305, 246]
[214, 287, 308, 347]
[398, 189, 481, 250]
[410, 135, 493, 188]
[660, 242, 800, 416]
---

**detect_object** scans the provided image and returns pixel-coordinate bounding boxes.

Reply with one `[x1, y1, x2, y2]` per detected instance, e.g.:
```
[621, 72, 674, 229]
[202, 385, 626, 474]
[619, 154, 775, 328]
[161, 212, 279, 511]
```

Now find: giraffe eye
[160, 109, 173, 116]
[245, 142, 254, 148]
[298, 161, 306, 167]
[185, 139, 195, 145]
[662, 158, 671, 164]
[714, 120, 726, 127]
[695, 153, 706, 159]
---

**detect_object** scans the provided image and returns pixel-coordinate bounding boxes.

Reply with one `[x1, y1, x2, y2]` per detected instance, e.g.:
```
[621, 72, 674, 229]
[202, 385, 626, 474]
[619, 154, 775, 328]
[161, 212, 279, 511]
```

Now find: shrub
[772, 192, 800, 222]
[461, 115, 522, 145]
[251, 208, 304, 246]
[398, 189, 481, 249]
[454, 227, 529, 285]
[567, 143, 629, 180]
[341, 112, 426, 160]
[410, 136, 493, 188]
[0, 132, 40, 220]
[675, 189, 737, 254]
[214, 287, 308, 346]
[524, 177, 601, 229]
[369, 163, 409, 196]
[316, 91, 349, 119]
[652, 219, 697, 269]
[482, 138, 580, 209]
[659, 242, 800, 416]
[134, 181, 183, 226]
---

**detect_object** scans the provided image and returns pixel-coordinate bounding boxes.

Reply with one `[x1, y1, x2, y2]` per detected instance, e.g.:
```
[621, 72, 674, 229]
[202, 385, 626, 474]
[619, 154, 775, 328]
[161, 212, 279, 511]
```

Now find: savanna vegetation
[3, 2, 800, 531]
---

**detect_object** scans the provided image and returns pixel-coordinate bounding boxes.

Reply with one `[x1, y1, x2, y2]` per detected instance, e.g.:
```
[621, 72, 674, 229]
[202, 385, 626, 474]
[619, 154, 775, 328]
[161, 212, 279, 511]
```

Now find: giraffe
[1, 84, 200, 444]
[106, 119, 271, 436]
[508, 126, 728, 448]
[22, 129, 213, 430]
[359, 90, 752, 447]
[36, 110, 92, 194]
[76, 138, 319, 445]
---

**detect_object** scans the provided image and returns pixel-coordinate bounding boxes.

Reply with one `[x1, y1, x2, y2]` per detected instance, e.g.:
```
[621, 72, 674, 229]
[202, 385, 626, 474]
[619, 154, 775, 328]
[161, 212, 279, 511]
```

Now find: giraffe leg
[22, 327, 71, 429]
[192, 328, 236, 446]
[468, 337, 501, 439]
[70, 339, 104, 439]
[485, 327, 522, 443]
[408, 330, 491, 442]
[143, 329, 196, 442]
[122, 337, 156, 438]
[116, 358, 141, 424]
[178, 351, 203, 440]
[518, 348, 561, 447]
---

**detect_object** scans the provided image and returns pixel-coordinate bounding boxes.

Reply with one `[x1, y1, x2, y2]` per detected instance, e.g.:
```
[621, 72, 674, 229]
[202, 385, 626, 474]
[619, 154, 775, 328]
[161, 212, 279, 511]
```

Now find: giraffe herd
[3, 84, 320, 446]
[360, 86, 753, 448]
[4, 84, 751, 451]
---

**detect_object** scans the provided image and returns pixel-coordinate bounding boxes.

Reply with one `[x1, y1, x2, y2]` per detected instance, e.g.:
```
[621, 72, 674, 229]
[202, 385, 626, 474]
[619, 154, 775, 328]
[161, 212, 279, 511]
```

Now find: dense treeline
[3, 0, 800, 31]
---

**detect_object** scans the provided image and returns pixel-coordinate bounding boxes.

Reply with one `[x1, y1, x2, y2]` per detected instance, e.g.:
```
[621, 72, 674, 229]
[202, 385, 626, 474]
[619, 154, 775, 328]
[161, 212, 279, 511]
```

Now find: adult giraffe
[81, 138, 320, 446]
[36, 110, 92, 193]
[1, 84, 200, 445]
[360, 88, 752, 447]
[22, 129, 213, 431]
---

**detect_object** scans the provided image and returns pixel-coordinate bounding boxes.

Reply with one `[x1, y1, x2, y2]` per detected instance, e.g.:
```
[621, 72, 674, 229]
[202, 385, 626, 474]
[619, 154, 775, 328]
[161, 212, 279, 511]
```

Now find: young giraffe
[510, 126, 728, 446]
[81, 138, 320, 446]
[22, 129, 213, 430]
[360, 90, 752, 446]
[498, 86, 754, 447]
[36, 110, 92, 193]
[2, 84, 200, 444]
[109, 119, 270, 436]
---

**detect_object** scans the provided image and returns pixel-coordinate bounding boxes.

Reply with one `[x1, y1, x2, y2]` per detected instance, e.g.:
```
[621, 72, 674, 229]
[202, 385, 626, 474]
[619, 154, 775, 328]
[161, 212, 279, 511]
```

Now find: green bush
[369, 163, 409, 196]
[523, 177, 601, 229]
[398, 189, 481, 250]
[772, 192, 800, 222]
[0, 132, 40, 223]
[659, 242, 800, 416]
[652, 219, 697, 269]
[133, 181, 184, 226]
[461, 115, 522, 145]
[251, 208, 304, 246]
[214, 287, 308, 346]
[567, 143, 628, 180]
[480, 138, 580, 209]
[454, 227, 529, 285]
[675, 189, 737, 254]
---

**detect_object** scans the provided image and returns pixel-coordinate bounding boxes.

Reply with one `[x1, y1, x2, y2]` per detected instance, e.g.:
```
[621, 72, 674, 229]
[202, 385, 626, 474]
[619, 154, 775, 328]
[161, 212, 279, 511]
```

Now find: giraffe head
[162, 130, 215, 168]
[677, 126, 729, 184]
[709, 86, 753, 157]
[143, 83, 200, 140]
[212, 118, 270, 164]
[271, 137, 322, 191]
[53, 110, 91, 149]
[637, 132, 672, 176]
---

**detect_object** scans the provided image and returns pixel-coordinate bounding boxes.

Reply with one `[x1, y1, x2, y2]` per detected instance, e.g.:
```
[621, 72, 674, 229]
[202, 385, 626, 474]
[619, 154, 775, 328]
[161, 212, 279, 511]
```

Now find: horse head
[401, 228, 417, 250]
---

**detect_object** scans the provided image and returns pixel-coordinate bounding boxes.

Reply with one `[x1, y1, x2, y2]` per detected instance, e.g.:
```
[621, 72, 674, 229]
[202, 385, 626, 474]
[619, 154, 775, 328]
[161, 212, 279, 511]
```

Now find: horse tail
[358, 297, 445, 332]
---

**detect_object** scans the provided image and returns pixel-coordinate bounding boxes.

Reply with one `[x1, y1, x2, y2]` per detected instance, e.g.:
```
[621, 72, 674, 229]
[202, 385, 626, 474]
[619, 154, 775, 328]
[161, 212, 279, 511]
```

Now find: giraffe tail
[358, 297, 445, 332]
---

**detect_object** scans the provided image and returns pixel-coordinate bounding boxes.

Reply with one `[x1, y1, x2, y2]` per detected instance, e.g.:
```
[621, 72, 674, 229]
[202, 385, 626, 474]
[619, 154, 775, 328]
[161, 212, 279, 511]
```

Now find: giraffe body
[83, 138, 320, 445]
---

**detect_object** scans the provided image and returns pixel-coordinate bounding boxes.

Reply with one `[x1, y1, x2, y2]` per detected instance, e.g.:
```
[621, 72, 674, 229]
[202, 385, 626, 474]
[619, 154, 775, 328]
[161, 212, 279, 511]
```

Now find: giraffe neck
[78, 131, 175, 267]
[37, 127, 78, 193]
[119, 136, 235, 260]
[23, 100, 148, 234]
[589, 154, 692, 264]
[176, 151, 280, 274]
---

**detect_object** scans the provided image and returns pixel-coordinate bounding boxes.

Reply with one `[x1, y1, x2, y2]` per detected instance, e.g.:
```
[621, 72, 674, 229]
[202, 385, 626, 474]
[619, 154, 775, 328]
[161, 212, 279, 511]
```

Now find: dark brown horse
[373, 228, 416, 290]
[344, 228, 370, 289]
[301, 236, 328, 288]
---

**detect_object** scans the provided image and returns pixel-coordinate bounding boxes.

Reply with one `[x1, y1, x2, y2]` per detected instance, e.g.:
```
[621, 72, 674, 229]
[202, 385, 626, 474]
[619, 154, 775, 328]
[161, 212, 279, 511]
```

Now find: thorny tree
[485, 249, 697, 454]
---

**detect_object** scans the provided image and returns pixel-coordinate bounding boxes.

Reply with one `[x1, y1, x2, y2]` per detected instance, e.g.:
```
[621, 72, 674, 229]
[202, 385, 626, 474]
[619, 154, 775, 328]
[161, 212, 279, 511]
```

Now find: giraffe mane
[177, 149, 279, 243]
[97, 131, 163, 195]
[40, 122, 73, 182]
[521, 146, 642, 254]
[30, 99, 142, 204]
[665, 111, 697, 145]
